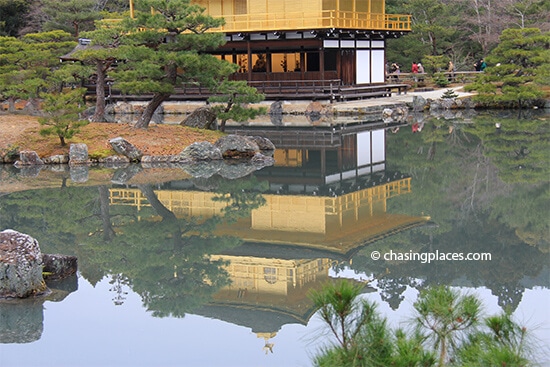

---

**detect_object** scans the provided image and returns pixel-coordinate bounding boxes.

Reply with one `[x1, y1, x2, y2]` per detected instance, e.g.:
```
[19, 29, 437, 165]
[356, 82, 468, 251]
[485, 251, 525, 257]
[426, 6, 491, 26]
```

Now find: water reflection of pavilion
[110, 178, 427, 256]
[110, 123, 428, 256]
[107, 124, 429, 352]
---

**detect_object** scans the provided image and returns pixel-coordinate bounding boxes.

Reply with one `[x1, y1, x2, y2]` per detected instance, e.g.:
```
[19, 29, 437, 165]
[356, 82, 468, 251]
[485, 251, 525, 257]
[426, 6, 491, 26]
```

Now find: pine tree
[112, 0, 228, 128]
[38, 88, 88, 146]
[466, 28, 550, 108]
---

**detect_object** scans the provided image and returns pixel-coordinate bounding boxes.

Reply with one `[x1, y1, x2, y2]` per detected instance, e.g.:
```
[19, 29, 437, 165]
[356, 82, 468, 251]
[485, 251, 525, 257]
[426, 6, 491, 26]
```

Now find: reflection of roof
[195, 303, 313, 333]
[195, 284, 375, 334]
[216, 214, 431, 257]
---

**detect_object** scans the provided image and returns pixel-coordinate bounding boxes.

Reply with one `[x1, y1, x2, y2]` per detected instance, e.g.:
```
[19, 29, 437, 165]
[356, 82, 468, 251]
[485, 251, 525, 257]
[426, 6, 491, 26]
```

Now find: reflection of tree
[465, 112, 549, 184]
[488, 283, 525, 311]
[351, 118, 550, 312]
[109, 273, 129, 306]
[211, 175, 268, 223]
[98, 185, 116, 241]
[377, 277, 407, 310]
[488, 184, 549, 253]
[0, 175, 269, 318]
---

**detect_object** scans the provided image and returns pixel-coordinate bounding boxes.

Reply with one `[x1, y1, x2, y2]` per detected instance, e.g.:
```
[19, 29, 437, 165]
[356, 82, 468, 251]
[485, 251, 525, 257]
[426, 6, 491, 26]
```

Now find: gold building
[129, 0, 411, 87]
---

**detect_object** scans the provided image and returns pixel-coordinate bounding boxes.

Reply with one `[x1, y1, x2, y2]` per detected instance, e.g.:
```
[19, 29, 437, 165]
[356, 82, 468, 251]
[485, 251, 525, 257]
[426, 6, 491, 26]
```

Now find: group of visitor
[386, 57, 486, 82]
[411, 61, 425, 82]
[474, 59, 487, 72]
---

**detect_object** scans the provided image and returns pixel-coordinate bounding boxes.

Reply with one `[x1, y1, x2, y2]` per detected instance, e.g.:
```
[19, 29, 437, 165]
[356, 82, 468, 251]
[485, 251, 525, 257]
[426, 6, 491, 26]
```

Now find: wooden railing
[386, 71, 482, 84]
[91, 79, 411, 102]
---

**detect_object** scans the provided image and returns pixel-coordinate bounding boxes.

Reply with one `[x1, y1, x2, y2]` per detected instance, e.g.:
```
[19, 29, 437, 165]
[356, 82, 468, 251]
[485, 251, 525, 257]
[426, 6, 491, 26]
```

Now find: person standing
[412, 61, 419, 82]
[447, 61, 455, 81]
[417, 62, 425, 82]
[480, 59, 487, 71]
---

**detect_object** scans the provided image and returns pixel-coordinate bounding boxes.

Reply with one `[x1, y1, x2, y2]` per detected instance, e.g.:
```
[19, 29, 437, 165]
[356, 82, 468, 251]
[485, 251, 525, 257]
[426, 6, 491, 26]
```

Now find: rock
[174, 141, 223, 162]
[44, 154, 69, 164]
[218, 161, 258, 179]
[14, 151, 44, 167]
[42, 254, 77, 281]
[440, 99, 454, 110]
[0, 300, 44, 343]
[269, 113, 283, 126]
[17, 166, 43, 177]
[109, 137, 143, 162]
[461, 97, 475, 109]
[269, 101, 284, 115]
[305, 101, 330, 123]
[247, 136, 276, 157]
[0, 230, 48, 299]
[251, 152, 275, 167]
[181, 161, 222, 178]
[111, 164, 142, 184]
[69, 143, 89, 165]
[429, 99, 443, 111]
[141, 155, 176, 165]
[1, 147, 19, 164]
[214, 134, 259, 159]
[69, 165, 89, 183]
[412, 95, 427, 112]
[114, 102, 134, 114]
[99, 155, 131, 166]
[268, 101, 284, 126]
[305, 101, 328, 116]
[180, 106, 217, 130]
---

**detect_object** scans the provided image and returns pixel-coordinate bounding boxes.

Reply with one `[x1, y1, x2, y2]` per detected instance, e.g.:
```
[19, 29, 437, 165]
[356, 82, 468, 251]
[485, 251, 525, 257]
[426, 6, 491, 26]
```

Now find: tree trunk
[98, 186, 116, 241]
[7, 97, 15, 113]
[138, 184, 183, 248]
[90, 61, 107, 122]
[134, 92, 171, 129]
[438, 337, 447, 367]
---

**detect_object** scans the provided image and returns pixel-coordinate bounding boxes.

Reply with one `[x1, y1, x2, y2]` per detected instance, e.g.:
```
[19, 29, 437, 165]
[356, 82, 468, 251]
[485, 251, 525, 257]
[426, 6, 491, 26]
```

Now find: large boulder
[109, 137, 143, 162]
[42, 254, 77, 281]
[14, 151, 44, 167]
[180, 106, 217, 130]
[69, 143, 89, 165]
[247, 136, 276, 157]
[0, 300, 44, 343]
[0, 230, 48, 299]
[174, 141, 223, 163]
[214, 134, 260, 159]
[412, 95, 428, 112]
[269, 100, 284, 115]
[181, 161, 223, 178]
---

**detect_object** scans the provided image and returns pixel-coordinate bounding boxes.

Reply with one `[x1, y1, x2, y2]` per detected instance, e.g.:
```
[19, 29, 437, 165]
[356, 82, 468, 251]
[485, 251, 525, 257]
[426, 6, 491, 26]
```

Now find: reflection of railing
[109, 189, 227, 217]
[217, 11, 411, 32]
[108, 178, 427, 254]
[325, 178, 411, 215]
[109, 178, 412, 229]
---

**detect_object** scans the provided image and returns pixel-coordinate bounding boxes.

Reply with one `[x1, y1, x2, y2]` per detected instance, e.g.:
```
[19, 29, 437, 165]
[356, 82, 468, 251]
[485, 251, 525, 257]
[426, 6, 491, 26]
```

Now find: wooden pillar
[247, 40, 252, 82]
[336, 40, 342, 82]
[266, 47, 272, 74]
[300, 47, 305, 79]
[319, 45, 325, 81]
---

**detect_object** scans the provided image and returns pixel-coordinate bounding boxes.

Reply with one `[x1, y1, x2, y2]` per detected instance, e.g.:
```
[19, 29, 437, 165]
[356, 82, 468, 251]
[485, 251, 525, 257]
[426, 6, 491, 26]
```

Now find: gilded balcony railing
[216, 10, 411, 33]
[114, 4, 411, 34]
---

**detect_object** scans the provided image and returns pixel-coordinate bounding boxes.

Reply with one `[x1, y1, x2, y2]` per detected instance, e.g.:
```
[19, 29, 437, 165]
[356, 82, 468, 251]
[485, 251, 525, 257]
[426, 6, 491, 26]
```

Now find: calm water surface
[1, 111, 549, 367]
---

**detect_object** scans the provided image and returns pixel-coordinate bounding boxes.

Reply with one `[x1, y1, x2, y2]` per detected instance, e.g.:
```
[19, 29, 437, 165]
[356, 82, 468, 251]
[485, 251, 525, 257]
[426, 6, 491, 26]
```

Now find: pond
[1, 110, 549, 367]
